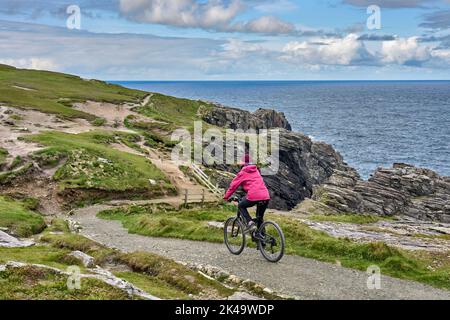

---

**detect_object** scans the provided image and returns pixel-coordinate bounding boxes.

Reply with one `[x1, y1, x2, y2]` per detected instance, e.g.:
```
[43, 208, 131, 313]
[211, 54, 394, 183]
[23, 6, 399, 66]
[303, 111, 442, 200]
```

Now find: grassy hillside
[24, 130, 174, 195]
[136, 93, 212, 127]
[0, 64, 146, 120]
[0, 197, 46, 237]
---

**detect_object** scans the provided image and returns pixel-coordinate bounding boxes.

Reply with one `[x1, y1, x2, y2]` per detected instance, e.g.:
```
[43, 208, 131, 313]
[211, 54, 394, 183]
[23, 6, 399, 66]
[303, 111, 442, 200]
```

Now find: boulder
[0, 230, 34, 248]
[68, 250, 95, 268]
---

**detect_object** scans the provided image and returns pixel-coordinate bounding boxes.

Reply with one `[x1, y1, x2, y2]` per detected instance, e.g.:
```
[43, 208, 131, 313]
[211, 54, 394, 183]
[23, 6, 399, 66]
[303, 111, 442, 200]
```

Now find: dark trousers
[238, 198, 269, 228]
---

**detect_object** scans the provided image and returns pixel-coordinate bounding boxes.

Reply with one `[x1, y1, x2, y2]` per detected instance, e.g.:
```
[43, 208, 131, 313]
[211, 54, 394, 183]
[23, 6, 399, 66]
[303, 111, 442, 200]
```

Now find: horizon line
[108, 79, 450, 82]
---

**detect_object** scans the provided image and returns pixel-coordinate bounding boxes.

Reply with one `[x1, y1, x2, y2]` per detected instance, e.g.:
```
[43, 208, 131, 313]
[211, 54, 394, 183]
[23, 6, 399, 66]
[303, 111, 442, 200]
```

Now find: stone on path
[68, 251, 95, 268]
[0, 230, 34, 248]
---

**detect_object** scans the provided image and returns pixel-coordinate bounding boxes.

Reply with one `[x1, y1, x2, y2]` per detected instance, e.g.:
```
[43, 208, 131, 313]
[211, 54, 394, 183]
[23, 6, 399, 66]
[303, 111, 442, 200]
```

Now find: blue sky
[0, 0, 449, 80]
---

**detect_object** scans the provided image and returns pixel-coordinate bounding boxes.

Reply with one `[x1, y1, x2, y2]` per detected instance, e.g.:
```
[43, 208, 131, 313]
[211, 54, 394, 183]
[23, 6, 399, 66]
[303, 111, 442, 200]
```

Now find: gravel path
[72, 205, 450, 300]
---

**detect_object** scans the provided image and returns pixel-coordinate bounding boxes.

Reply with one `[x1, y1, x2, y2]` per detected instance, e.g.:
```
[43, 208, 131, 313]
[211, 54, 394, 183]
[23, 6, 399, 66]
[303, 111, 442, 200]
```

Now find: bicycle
[223, 196, 285, 263]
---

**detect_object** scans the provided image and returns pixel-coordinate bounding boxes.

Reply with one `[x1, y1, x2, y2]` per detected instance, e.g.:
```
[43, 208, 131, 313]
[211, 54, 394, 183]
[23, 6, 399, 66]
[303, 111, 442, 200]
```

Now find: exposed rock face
[202, 105, 355, 210]
[207, 129, 356, 210]
[264, 131, 356, 209]
[202, 104, 292, 131]
[202, 104, 450, 221]
[315, 163, 450, 222]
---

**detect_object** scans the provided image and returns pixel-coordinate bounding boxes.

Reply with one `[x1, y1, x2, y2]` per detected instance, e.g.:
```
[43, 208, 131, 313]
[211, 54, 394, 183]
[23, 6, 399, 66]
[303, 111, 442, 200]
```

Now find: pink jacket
[224, 165, 271, 202]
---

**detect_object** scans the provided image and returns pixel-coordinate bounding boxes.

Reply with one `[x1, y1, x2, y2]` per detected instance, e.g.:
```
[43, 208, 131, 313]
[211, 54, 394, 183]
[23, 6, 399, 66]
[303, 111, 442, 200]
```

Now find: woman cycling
[223, 154, 270, 231]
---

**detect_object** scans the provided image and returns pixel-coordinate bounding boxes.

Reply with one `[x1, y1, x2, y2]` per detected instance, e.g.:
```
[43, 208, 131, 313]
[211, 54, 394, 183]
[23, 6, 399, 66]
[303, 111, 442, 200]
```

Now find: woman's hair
[244, 153, 251, 165]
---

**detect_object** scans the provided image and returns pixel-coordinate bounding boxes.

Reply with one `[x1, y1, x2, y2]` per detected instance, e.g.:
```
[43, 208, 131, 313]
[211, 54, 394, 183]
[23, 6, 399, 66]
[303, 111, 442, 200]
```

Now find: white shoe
[245, 221, 257, 232]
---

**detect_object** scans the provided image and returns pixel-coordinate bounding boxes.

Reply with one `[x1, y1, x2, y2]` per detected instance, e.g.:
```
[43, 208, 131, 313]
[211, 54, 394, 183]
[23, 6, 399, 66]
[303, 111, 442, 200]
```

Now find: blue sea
[113, 81, 450, 179]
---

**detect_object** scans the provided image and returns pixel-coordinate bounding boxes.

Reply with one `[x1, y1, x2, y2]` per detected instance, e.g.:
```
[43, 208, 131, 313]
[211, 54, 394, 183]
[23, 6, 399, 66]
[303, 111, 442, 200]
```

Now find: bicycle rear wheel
[224, 217, 246, 255]
[257, 221, 285, 263]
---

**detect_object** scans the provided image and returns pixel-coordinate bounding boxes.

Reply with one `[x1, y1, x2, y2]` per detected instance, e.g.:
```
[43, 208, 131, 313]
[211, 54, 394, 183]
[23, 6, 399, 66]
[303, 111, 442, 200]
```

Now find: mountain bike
[224, 196, 285, 263]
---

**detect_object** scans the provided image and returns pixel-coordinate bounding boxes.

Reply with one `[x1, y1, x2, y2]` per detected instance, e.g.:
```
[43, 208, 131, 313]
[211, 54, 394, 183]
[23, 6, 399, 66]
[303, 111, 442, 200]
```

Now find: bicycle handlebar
[229, 195, 242, 203]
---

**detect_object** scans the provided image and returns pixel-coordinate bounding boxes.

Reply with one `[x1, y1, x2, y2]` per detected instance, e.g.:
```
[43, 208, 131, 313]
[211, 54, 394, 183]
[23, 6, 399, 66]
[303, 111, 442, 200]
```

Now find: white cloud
[0, 20, 224, 79]
[118, 0, 297, 34]
[237, 16, 295, 34]
[431, 48, 450, 63]
[119, 0, 243, 30]
[0, 57, 59, 71]
[342, 0, 436, 8]
[1, 19, 449, 81]
[281, 34, 376, 66]
[217, 39, 265, 59]
[381, 37, 432, 65]
[254, 0, 298, 13]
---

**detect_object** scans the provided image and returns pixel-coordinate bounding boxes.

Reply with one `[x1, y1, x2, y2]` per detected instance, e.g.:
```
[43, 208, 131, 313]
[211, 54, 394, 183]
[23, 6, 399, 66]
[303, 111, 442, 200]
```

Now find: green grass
[40, 233, 116, 265]
[0, 246, 70, 270]
[24, 130, 174, 195]
[124, 115, 178, 149]
[9, 114, 23, 121]
[9, 156, 23, 170]
[135, 93, 212, 127]
[306, 214, 391, 224]
[0, 162, 34, 185]
[117, 251, 233, 298]
[98, 206, 227, 242]
[0, 64, 146, 120]
[0, 148, 8, 166]
[0, 266, 132, 300]
[0, 197, 46, 237]
[98, 205, 450, 291]
[114, 271, 191, 299]
[92, 117, 107, 126]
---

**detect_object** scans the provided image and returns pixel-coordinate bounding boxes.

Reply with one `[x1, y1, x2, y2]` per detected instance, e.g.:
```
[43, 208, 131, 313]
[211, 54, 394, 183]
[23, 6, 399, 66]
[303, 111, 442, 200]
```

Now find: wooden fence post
[184, 189, 188, 207]
[201, 189, 205, 205]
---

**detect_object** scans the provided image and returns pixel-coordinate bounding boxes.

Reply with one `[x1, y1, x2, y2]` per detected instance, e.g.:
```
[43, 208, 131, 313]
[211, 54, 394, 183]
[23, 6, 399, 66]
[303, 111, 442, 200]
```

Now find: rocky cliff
[202, 105, 450, 221]
[202, 105, 355, 210]
[315, 163, 450, 222]
[201, 104, 292, 131]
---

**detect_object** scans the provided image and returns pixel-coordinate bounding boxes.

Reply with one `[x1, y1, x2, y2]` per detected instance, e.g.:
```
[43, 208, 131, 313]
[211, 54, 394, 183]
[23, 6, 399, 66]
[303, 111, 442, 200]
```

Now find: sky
[0, 0, 450, 80]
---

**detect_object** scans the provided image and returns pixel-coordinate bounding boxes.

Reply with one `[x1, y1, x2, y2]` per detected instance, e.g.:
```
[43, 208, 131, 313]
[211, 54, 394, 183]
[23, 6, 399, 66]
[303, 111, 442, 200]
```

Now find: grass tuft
[0, 197, 46, 237]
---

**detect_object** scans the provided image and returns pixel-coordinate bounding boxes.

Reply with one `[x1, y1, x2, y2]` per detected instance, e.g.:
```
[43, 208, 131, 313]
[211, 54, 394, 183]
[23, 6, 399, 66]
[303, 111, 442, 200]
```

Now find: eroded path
[72, 204, 450, 300]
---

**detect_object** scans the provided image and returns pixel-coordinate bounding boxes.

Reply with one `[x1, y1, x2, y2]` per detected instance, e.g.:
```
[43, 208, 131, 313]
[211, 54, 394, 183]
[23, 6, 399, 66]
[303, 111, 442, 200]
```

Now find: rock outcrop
[315, 163, 450, 222]
[202, 104, 356, 210]
[202, 104, 450, 221]
[0, 230, 34, 248]
[205, 129, 356, 210]
[202, 104, 292, 131]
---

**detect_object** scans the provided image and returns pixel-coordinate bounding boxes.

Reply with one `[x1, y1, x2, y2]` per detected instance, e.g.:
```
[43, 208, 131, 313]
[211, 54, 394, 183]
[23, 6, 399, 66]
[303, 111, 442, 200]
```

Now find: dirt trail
[1, 95, 217, 209]
[72, 204, 450, 300]
[141, 144, 218, 202]
[72, 95, 217, 201]
[0, 106, 90, 159]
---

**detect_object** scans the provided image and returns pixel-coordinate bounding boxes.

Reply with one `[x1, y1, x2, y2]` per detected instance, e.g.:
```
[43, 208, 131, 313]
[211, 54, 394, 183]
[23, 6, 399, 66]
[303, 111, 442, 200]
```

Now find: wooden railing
[190, 163, 223, 197]
[182, 189, 209, 206]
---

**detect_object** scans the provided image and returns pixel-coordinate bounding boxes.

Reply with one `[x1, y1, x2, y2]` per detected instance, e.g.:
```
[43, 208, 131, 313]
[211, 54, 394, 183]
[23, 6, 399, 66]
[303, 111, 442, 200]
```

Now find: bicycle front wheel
[224, 217, 246, 255]
[257, 221, 285, 263]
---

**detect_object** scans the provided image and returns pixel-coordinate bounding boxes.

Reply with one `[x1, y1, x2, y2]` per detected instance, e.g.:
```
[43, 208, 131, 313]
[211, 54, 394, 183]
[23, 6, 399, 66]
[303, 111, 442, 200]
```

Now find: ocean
[113, 81, 450, 179]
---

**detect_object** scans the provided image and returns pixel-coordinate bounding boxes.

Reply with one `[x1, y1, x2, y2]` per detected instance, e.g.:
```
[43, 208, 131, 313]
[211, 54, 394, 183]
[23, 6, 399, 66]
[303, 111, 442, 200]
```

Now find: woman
[223, 155, 271, 231]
